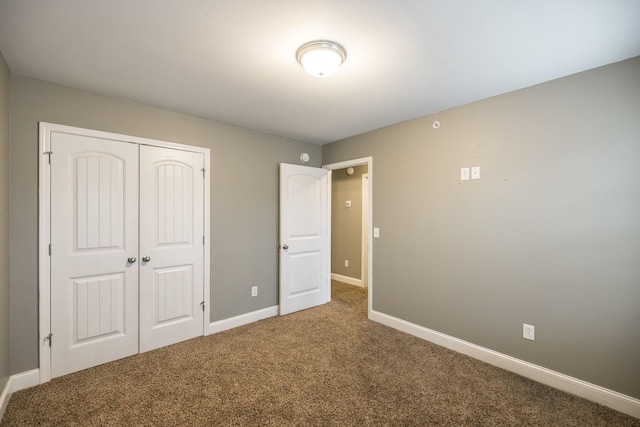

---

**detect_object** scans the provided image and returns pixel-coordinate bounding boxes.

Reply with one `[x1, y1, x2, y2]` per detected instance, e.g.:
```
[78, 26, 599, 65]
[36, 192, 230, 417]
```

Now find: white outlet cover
[461, 167, 470, 181]
[523, 323, 535, 341]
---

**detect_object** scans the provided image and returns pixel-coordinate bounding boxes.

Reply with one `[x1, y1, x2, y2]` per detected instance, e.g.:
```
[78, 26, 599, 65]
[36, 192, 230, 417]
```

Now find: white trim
[38, 122, 211, 384]
[208, 306, 279, 335]
[9, 369, 40, 393]
[361, 173, 369, 289]
[326, 170, 332, 303]
[370, 310, 640, 419]
[331, 273, 364, 288]
[0, 369, 41, 420]
[38, 122, 52, 384]
[0, 377, 11, 421]
[202, 143, 211, 337]
[323, 157, 373, 318]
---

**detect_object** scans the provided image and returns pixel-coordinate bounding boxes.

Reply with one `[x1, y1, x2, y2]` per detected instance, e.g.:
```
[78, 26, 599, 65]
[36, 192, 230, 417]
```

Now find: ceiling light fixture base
[296, 40, 347, 78]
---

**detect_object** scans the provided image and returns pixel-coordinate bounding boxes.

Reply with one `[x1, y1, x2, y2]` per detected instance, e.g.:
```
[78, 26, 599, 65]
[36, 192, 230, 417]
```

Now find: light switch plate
[461, 167, 470, 181]
[523, 323, 535, 341]
[471, 166, 480, 179]
[373, 227, 380, 238]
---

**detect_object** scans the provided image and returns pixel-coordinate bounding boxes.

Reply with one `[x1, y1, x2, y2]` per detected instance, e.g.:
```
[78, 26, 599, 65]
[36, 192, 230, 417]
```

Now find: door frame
[38, 122, 211, 383]
[361, 173, 369, 289]
[323, 157, 373, 318]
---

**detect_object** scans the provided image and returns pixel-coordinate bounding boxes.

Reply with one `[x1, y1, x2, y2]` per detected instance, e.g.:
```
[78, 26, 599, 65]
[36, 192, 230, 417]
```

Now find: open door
[279, 163, 330, 315]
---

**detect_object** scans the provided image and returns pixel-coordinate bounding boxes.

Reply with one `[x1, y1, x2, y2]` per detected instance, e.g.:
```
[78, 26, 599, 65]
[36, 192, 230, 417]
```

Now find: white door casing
[362, 174, 369, 288]
[50, 132, 140, 378]
[40, 123, 210, 382]
[279, 163, 330, 315]
[139, 145, 205, 352]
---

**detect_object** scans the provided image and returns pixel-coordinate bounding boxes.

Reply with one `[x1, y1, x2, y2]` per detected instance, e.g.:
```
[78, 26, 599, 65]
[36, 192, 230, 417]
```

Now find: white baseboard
[370, 310, 640, 419]
[0, 369, 40, 420]
[10, 369, 39, 393]
[208, 306, 279, 335]
[0, 377, 10, 421]
[331, 273, 364, 287]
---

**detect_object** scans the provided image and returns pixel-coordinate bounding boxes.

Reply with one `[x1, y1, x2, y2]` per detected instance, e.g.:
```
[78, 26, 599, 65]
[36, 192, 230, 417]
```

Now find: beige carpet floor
[2, 281, 638, 426]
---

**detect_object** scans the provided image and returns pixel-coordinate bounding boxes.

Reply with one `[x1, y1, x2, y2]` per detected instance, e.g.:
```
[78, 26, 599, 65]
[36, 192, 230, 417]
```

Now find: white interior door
[50, 132, 139, 378]
[46, 124, 207, 379]
[139, 145, 205, 352]
[279, 163, 330, 315]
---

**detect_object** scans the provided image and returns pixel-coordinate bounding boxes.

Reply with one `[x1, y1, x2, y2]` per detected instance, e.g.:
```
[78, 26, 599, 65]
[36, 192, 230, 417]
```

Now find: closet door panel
[50, 132, 139, 378]
[139, 145, 205, 352]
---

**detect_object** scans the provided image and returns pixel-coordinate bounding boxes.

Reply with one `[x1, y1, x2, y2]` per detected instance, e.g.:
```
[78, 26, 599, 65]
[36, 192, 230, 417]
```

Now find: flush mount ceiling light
[296, 40, 347, 78]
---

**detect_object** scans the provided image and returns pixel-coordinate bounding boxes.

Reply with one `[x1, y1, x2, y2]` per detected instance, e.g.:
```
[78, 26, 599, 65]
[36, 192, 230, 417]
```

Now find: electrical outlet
[523, 323, 535, 341]
[345, 260, 349, 267]
[251, 286, 258, 297]
[461, 167, 470, 181]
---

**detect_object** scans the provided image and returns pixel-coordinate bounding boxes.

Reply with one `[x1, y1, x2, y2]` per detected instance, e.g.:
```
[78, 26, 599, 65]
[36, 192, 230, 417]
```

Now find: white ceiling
[1, 1, 639, 144]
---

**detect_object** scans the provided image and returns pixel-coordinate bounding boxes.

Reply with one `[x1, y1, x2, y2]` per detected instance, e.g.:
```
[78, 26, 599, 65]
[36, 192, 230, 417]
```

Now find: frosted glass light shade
[296, 41, 346, 78]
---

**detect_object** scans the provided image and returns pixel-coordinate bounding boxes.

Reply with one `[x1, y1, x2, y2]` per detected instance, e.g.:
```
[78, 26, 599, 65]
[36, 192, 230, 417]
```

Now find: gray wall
[331, 166, 367, 279]
[0, 53, 10, 393]
[323, 57, 640, 399]
[9, 76, 321, 374]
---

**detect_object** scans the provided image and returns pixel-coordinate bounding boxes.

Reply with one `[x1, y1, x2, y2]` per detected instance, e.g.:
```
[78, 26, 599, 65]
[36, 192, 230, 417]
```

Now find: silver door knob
[127, 257, 137, 263]
[142, 255, 151, 262]
[282, 244, 289, 250]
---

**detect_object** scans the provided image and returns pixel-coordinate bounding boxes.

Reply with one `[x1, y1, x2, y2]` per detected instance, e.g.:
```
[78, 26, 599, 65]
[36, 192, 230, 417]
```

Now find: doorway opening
[323, 157, 373, 318]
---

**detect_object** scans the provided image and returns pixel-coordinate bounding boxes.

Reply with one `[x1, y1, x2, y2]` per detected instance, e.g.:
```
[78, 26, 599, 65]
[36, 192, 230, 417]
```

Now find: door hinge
[48, 244, 51, 256]
[44, 151, 53, 164]
[44, 333, 53, 347]
[200, 301, 205, 312]
[203, 235, 205, 245]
